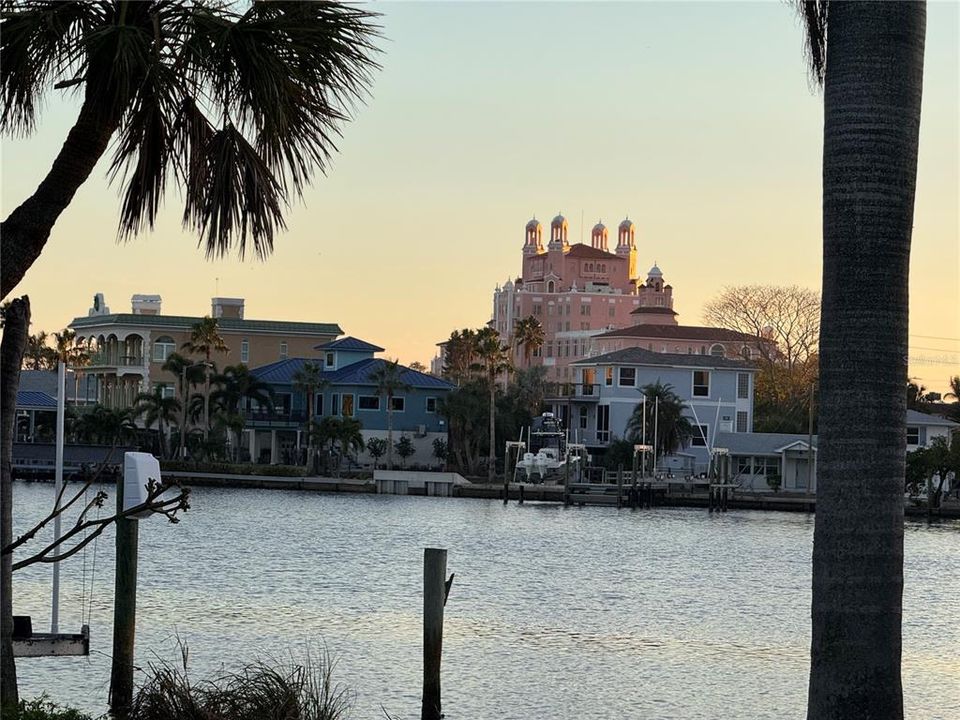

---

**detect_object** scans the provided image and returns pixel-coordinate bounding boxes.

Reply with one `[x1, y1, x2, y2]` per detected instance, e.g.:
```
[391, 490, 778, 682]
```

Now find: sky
[2, 1, 958, 392]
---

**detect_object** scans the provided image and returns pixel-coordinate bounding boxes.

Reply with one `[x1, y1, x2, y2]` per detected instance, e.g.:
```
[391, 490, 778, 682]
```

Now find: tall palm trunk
[807, 4, 925, 719]
[488, 374, 496, 483]
[386, 393, 394, 470]
[0, 93, 124, 297]
[1, 297, 30, 705]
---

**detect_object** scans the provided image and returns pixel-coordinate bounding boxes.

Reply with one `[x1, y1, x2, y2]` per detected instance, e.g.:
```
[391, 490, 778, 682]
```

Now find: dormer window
[326, 352, 335, 369]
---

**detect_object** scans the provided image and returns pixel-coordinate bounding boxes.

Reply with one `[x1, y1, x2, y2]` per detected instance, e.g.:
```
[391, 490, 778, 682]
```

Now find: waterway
[11, 483, 960, 719]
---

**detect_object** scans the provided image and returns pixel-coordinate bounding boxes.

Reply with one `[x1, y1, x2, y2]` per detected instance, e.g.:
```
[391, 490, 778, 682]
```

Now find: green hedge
[159, 460, 308, 477]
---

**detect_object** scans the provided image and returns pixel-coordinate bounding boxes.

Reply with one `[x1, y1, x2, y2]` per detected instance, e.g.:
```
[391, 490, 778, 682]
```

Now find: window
[326, 352, 335, 368]
[906, 426, 920, 445]
[152, 336, 176, 362]
[737, 373, 750, 399]
[691, 424, 709, 447]
[315, 394, 324, 416]
[240, 339, 249, 364]
[693, 371, 710, 397]
[391, 396, 405, 412]
[758, 457, 780, 476]
[548, 304, 554, 316]
[736, 456, 753, 475]
[331, 394, 340, 416]
[280, 341, 288, 360]
[276, 393, 292, 415]
[736, 411, 748, 433]
[618, 367, 636, 387]
[604, 367, 614, 386]
[359, 396, 380, 410]
[579, 406, 588, 430]
[596, 405, 610, 443]
[426, 397, 437, 413]
[533, 304, 542, 316]
[341, 394, 354, 417]
[609, 306, 616, 317]
[710, 344, 725, 357]
[741, 346, 752, 359]
[546, 342, 553, 358]
[156, 383, 175, 399]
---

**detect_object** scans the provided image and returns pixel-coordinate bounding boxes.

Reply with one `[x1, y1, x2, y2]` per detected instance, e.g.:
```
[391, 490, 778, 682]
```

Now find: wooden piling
[519, 484, 525, 504]
[109, 469, 139, 720]
[616, 466, 624, 509]
[563, 456, 571, 506]
[422, 548, 447, 720]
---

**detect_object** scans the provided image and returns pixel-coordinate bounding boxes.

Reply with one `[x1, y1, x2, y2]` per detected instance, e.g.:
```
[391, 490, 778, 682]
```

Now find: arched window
[153, 336, 176, 363]
[741, 345, 752, 359]
[547, 280, 555, 293]
[710, 344, 726, 358]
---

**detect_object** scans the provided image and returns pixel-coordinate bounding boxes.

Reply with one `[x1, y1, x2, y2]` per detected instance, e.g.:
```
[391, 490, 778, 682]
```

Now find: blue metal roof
[17, 390, 58, 409]
[314, 336, 385, 352]
[251, 357, 454, 390]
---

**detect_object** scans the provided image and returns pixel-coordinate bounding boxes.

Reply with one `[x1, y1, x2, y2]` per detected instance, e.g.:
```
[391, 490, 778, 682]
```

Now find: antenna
[215, 277, 219, 296]
[580, 209, 584, 244]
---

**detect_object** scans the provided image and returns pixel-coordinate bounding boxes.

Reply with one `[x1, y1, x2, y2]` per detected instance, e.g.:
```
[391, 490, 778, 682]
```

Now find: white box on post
[122, 452, 161, 518]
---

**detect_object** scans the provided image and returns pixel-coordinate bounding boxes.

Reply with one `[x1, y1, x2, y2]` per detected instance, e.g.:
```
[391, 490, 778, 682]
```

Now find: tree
[23, 330, 54, 370]
[799, 3, 926, 718]
[211, 364, 274, 461]
[394, 436, 415, 468]
[366, 437, 387, 469]
[292, 361, 327, 466]
[512, 366, 548, 418]
[72, 404, 137, 448]
[370, 360, 411, 470]
[918, 436, 959, 509]
[626, 381, 694, 457]
[945, 376, 960, 401]
[906, 380, 936, 412]
[474, 327, 513, 483]
[335, 417, 364, 477]
[704, 285, 820, 433]
[182, 317, 229, 440]
[0, 1, 381, 298]
[133, 387, 181, 459]
[513, 316, 545, 368]
[438, 380, 486, 476]
[432, 437, 448, 469]
[441, 329, 479, 385]
[309, 416, 341, 476]
[408, 360, 427, 373]
[162, 352, 205, 460]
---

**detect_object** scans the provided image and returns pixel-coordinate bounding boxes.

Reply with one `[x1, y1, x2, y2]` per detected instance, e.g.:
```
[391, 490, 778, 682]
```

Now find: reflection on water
[11, 485, 960, 719]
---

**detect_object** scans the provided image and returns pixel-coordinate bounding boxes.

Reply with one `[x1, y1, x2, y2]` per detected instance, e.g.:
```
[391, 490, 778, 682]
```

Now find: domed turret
[647, 263, 663, 278]
[549, 212, 568, 247]
[617, 217, 636, 250]
[524, 216, 543, 254]
[590, 219, 608, 251]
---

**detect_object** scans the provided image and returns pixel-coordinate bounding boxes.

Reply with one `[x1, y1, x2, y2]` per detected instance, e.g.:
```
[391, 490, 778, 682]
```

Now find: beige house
[69, 293, 341, 408]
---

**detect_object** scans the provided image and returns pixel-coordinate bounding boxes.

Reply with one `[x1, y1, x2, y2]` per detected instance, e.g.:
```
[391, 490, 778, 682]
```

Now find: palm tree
[943, 375, 959, 402]
[442, 329, 479, 385]
[182, 317, 229, 440]
[474, 327, 513, 483]
[23, 331, 53, 370]
[513, 316, 545, 368]
[309, 416, 341, 476]
[626, 381, 694, 458]
[162, 352, 205, 460]
[336, 417, 365, 475]
[73, 404, 136, 448]
[293, 361, 328, 468]
[370, 360, 411, 470]
[133, 387, 181, 459]
[366, 437, 387, 469]
[0, 1, 381, 299]
[211, 363, 274, 461]
[799, 3, 927, 717]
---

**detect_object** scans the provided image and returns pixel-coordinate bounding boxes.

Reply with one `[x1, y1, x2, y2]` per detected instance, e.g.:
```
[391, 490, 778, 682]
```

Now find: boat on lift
[515, 412, 583, 483]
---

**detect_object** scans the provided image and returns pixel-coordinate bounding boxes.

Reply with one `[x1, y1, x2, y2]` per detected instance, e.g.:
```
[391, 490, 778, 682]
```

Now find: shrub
[159, 460, 307, 477]
[3, 697, 92, 720]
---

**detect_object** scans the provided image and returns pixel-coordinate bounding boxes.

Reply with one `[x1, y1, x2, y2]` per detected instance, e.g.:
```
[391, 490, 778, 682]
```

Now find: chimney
[131, 294, 162, 315]
[212, 297, 244, 319]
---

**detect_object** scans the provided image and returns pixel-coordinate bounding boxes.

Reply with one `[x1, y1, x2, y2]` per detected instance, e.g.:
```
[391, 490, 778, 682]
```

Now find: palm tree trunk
[1, 297, 30, 705]
[1, 92, 125, 297]
[807, 4, 925, 719]
[488, 377, 496, 483]
[386, 395, 394, 470]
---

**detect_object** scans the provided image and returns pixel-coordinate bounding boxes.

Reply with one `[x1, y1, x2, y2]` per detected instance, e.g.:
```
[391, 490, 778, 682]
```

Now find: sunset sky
[2, 2, 957, 392]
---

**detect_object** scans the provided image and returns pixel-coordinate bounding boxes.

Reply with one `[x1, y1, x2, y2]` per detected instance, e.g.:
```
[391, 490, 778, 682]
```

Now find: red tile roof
[564, 243, 621, 260]
[595, 324, 759, 342]
[630, 307, 678, 316]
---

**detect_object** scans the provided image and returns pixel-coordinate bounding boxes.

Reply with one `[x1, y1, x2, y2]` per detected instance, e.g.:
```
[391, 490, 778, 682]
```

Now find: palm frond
[796, 0, 828, 87]
[0, 0, 104, 134]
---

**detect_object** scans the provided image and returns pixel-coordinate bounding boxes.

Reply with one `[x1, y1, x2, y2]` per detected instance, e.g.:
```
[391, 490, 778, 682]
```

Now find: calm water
[11, 483, 960, 719]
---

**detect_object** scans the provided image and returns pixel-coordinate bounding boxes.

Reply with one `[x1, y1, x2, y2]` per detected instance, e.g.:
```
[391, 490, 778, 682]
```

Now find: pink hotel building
[490, 214, 760, 383]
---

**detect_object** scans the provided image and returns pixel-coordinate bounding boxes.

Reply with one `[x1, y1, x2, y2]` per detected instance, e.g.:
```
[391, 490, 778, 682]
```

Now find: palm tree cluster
[309, 415, 363, 477]
[20, 328, 91, 370]
[625, 381, 695, 458]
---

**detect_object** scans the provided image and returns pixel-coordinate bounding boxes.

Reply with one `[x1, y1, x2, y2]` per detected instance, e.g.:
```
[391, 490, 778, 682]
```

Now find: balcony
[243, 408, 306, 426]
[86, 353, 147, 371]
[545, 383, 602, 402]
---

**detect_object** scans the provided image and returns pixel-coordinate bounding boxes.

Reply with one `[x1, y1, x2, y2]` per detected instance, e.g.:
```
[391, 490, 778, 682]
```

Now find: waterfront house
[68, 292, 341, 410]
[249, 337, 455, 467]
[564, 347, 757, 472]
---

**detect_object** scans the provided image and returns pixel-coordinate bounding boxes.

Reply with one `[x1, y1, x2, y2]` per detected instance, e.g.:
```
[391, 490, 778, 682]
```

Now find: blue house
[247, 337, 455, 467]
[565, 347, 757, 474]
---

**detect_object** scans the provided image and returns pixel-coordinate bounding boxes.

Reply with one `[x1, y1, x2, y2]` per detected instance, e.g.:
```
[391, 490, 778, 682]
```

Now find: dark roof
[315, 336, 384, 352]
[250, 357, 455, 390]
[17, 390, 57, 409]
[70, 313, 341, 337]
[564, 243, 621, 260]
[572, 347, 755, 370]
[18, 370, 82, 401]
[716, 432, 817, 456]
[595, 324, 758, 342]
[906, 409, 959, 427]
[630, 307, 679, 316]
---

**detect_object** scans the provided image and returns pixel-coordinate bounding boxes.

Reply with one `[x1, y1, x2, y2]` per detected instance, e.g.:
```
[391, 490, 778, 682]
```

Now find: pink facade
[493, 214, 678, 382]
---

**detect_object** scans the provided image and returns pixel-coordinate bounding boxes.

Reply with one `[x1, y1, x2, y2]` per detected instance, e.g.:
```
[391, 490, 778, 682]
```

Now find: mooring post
[422, 548, 448, 720]
[519, 483, 525, 504]
[109, 468, 139, 720]
[616, 465, 624, 509]
[563, 455, 571, 506]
